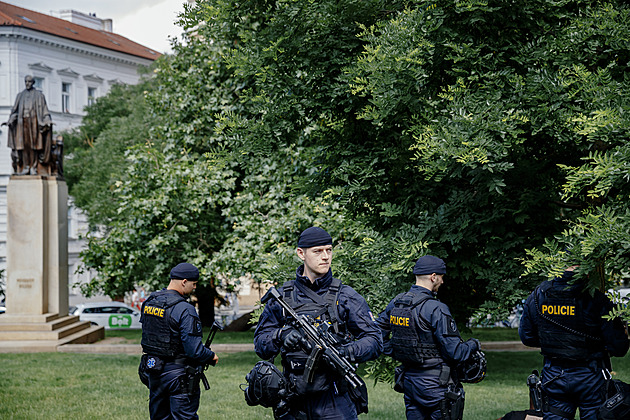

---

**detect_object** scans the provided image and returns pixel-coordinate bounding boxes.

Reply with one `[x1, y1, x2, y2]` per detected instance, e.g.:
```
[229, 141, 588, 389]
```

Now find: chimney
[57, 10, 113, 32]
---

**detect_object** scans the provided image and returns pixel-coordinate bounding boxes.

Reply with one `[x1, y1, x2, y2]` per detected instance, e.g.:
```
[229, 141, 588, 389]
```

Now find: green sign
[109, 314, 132, 328]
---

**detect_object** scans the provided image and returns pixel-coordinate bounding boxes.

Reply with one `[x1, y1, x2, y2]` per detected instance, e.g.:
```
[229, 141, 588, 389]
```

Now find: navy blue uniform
[519, 271, 629, 419]
[377, 286, 478, 420]
[141, 289, 216, 420]
[254, 266, 382, 419]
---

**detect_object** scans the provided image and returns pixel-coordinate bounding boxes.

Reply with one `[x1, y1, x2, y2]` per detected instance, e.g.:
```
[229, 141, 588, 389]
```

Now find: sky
[7, 0, 187, 54]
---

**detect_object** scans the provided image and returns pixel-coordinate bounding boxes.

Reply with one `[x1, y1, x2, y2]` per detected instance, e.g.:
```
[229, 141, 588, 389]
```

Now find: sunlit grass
[3, 330, 627, 419]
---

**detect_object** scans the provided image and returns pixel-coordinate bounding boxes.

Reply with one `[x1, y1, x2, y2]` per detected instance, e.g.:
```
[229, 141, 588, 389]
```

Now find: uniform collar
[296, 265, 333, 291]
[411, 284, 437, 298]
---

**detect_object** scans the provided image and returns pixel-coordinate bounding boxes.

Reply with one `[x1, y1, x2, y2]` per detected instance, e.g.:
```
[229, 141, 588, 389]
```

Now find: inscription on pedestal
[17, 278, 34, 289]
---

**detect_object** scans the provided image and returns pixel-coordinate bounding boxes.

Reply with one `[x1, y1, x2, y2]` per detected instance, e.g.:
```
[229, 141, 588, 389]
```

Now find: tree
[72, 0, 630, 339]
[64, 80, 155, 227]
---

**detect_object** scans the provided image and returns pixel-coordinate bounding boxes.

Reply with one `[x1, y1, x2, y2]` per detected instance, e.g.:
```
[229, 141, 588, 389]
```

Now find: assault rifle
[189, 321, 223, 393]
[261, 287, 369, 414]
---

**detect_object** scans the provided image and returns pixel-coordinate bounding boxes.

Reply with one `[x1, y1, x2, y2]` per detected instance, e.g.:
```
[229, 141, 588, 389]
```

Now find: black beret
[297, 227, 333, 248]
[170, 263, 199, 281]
[413, 255, 446, 275]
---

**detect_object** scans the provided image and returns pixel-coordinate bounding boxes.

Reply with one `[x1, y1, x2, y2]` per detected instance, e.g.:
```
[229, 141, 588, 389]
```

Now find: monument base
[0, 313, 104, 352]
[2, 176, 104, 352]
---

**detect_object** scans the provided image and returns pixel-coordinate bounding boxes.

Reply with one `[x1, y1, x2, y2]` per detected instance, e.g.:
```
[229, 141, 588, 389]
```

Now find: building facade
[0, 2, 160, 301]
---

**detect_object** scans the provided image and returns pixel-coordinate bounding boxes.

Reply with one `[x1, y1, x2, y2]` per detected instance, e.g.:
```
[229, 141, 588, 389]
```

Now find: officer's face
[297, 245, 332, 281]
[433, 273, 444, 292]
[181, 279, 198, 296]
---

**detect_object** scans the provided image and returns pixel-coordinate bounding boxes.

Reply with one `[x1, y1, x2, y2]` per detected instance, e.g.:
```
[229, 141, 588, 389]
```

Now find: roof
[0, 1, 161, 61]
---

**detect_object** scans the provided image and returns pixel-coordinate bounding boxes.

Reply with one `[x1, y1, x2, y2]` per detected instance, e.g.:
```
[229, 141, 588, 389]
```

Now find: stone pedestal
[6, 176, 68, 315]
[0, 176, 103, 352]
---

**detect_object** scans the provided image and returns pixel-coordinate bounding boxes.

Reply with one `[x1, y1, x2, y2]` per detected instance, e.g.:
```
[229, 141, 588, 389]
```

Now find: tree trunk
[195, 283, 216, 327]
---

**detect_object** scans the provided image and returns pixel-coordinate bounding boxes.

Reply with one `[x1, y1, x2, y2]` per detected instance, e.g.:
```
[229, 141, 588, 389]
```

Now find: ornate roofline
[0, 29, 155, 67]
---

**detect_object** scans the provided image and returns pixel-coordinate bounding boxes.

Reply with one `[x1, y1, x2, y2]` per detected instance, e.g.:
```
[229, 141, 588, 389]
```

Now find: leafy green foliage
[64, 81, 155, 226]
[69, 0, 630, 376]
[79, 144, 236, 297]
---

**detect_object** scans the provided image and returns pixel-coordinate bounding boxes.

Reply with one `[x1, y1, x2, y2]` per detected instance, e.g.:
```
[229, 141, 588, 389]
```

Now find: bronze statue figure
[3, 75, 55, 176]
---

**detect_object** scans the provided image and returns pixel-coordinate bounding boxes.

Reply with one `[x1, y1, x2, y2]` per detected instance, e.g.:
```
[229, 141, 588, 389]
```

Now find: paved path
[58, 339, 254, 355]
[0, 329, 538, 354]
[0, 338, 536, 355]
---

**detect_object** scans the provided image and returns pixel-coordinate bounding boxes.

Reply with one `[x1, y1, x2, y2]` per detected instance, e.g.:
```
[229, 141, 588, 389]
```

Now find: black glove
[467, 338, 481, 351]
[272, 327, 293, 346]
[283, 330, 303, 351]
[337, 345, 355, 362]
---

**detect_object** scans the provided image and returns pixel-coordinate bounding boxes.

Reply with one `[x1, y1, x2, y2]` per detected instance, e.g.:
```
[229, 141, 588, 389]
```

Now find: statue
[3, 75, 54, 176]
[51, 135, 64, 178]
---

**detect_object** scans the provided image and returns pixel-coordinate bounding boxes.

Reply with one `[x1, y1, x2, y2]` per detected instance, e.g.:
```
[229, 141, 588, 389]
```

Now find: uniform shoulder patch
[193, 319, 203, 336]
[446, 315, 459, 336]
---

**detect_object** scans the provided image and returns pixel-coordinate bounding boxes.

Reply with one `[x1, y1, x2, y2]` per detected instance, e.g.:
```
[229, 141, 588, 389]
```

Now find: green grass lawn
[3, 328, 626, 419]
[3, 349, 630, 420]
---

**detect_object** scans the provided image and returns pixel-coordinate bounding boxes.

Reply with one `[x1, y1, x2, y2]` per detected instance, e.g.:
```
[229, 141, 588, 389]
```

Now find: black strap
[293, 278, 342, 333]
[395, 292, 433, 332]
[325, 278, 341, 333]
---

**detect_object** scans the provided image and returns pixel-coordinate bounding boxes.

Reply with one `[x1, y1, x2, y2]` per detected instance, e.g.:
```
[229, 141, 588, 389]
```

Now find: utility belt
[545, 357, 605, 370]
[139, 353, 200, 395]
[394, 363, 454, 393]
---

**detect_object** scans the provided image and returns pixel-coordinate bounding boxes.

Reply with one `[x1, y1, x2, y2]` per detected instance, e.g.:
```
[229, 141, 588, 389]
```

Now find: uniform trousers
[402, 370, 448, 420]
[285, 386, 357, 420]
[148, 364, 200, 420]
[541, 359, 607, 420]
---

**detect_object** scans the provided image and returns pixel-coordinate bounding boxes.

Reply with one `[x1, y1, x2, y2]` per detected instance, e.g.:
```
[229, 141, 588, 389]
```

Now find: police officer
[519, 265, 629, 419]
[254, 226, 383, 419]
[377, 255, 480, 420]
[140, 263, 219, 420]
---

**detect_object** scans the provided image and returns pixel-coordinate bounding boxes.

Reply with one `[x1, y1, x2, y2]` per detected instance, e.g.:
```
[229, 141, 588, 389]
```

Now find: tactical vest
[389, 291, 442, 367]
[535, 282, 605, 361]
[141, 290, 187, 358]
[280, 278, 350, 393]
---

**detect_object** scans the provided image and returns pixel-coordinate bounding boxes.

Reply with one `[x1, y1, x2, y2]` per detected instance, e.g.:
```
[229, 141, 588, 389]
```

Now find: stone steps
[0, 312, 104, 351]
[0, 314, 82, 331]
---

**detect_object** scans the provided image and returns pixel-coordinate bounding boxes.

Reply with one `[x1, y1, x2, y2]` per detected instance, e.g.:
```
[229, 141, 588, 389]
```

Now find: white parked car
[72, 301, 141, 329]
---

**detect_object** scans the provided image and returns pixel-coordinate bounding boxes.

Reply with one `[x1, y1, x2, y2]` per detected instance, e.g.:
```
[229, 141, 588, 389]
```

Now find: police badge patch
[446, 316, 459, 336]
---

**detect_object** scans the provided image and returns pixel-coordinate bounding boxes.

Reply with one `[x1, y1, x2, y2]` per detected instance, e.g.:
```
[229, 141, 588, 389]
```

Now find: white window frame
[87, 86, 97, 106]
[62, 82, 72, 113]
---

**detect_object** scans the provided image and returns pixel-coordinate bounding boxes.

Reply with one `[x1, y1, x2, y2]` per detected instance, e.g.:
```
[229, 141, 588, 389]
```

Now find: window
[33, 77, 44, 91]
[87, 87, 97, 106]
[117, 308, 134, 314]
[62, 82, 71, 113]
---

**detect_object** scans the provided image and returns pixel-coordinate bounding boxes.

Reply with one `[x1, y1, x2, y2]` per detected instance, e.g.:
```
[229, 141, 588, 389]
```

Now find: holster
[439, 365, 451, 387]
[440, 384, 465, 420]
[181, 366, 201, 396]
